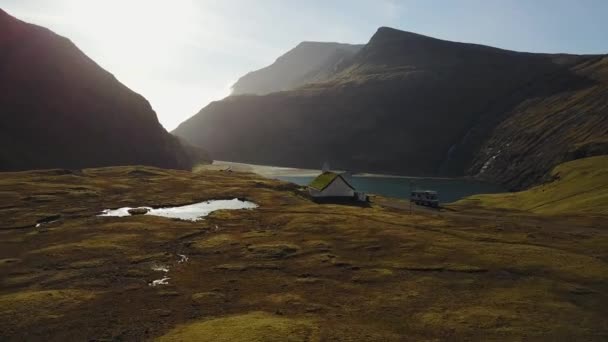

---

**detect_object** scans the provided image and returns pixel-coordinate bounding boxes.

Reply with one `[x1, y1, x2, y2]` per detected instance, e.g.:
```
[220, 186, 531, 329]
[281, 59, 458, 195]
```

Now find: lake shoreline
[200, 161, 504, 202]
[205, 160, 479, 182]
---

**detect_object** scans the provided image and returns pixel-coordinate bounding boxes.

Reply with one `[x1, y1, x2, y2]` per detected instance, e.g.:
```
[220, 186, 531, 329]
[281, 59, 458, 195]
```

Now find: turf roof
[309, 172, 354, 191]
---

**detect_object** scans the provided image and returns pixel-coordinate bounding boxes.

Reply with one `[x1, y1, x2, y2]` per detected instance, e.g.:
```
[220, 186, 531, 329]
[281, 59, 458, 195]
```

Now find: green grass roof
[309, 172, 340, 191]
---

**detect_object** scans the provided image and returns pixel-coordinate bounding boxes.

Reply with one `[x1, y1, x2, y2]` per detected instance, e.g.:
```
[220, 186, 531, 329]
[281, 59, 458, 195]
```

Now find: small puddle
[99, 198, 257, 221]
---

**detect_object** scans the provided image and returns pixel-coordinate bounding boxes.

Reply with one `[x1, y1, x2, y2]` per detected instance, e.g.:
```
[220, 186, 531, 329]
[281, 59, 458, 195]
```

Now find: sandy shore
[197, 160, 322, 177]
[200, 161, 463, 180]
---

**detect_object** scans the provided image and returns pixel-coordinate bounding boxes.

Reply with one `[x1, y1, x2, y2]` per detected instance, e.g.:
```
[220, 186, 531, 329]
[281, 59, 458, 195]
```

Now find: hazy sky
[1, 0, 607, 130]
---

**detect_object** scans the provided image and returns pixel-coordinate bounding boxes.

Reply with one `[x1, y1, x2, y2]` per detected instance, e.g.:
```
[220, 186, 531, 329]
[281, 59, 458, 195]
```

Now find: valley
[174, 28, 608, 191]
[1, 161, 607, 341]
[0, 5, 606, 341]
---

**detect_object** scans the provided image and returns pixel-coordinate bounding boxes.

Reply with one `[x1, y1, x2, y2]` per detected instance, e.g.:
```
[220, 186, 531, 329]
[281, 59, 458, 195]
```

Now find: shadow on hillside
[312, 197, 372, 208]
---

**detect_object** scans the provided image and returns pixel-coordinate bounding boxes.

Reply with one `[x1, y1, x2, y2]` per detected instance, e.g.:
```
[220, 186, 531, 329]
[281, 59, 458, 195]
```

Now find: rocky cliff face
[175, 27, 605, 189]
[469, 56, 608, 189]
[0, 9, 208, 171]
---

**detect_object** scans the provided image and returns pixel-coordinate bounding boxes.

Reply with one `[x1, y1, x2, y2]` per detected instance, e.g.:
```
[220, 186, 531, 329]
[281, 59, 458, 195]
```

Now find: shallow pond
[99, 198, 258, 221]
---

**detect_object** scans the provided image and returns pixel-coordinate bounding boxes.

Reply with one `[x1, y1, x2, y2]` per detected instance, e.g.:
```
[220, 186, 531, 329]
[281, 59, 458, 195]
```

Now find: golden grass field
[1, 161, 607, 341]
[456, 156, 608, 215]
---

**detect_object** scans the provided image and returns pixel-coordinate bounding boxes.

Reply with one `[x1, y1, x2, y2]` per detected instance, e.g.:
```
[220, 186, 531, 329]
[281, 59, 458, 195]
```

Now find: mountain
[0, 9, 208, 171]
[468, 55, 608, 189]
[230, 42, 362, 95]
[174, 27, 607, 190]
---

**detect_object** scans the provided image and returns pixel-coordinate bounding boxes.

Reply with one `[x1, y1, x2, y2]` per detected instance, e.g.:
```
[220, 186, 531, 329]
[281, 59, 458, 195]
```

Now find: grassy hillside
[1, 166, 607, 340]
[470, 56, 608, 189]
[455, 156, 608, 215]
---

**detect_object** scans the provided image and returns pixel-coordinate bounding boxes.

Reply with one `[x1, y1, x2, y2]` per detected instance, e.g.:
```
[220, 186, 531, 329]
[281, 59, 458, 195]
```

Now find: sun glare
[60, 0, 198, 67]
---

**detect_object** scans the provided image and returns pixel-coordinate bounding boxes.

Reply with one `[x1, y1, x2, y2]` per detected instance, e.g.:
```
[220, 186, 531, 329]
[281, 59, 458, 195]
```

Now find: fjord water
[277, 175, 505, 203]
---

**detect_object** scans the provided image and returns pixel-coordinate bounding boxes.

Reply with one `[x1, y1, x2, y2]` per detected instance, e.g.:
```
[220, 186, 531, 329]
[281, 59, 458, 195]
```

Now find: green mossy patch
[457, 156, 608, 215]
[0, 290, 97, 328]
[191, 292, 227, 304]
[156, 312, 319, 342]
[194, 234, 236, 249]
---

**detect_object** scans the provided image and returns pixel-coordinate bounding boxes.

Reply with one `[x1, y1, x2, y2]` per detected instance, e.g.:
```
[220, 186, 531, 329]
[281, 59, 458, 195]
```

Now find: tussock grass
[0, 290, 96, 328]
[0, 165, 606, 340]
[457, 156, 608, 214]
[156, 311, 318, 342]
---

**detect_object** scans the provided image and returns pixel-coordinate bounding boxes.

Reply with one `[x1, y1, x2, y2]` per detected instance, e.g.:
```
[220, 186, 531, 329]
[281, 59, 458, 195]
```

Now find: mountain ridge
[175, 26, 607, 190]
[0, 9, 208, 171]
[230, 41, 362, 95]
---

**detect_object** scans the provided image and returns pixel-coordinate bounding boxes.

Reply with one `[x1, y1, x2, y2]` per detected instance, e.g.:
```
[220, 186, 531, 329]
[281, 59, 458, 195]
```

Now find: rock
[128, 208, 150, 215]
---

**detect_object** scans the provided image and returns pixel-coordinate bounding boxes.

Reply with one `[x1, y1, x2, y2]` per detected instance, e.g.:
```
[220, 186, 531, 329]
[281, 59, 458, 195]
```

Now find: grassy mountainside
[174, 27, 604, 188]
[469, 57, 608, 189]
[456, 156, 608, 215]
[230, 42, 362, 95]
[1, 167, 607, 340]
[0, 9, 208, 171]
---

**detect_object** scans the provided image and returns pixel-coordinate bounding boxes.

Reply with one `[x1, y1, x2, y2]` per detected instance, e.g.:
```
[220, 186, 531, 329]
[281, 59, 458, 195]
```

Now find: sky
[1, 0, 607, 130]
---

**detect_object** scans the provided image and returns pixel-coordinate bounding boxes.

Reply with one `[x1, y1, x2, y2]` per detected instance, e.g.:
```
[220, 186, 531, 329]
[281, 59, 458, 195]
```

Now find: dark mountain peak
[0, 10, 208, 171]
[370, 26, 434, 43]
[0, 8, 20, 31]
[294, 41, 323, 48]
[176, 28, 604, 190]
[350, 26, 529, 69]
[231, 41, 362, 95]
[286, 41, 362, 60]
[294, 41, 360, 48]
[366, 26, 480, 54]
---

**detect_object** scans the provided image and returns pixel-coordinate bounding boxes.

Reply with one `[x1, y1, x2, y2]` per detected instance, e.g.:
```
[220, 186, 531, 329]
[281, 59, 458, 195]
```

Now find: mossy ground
[1, 165, 607, 341]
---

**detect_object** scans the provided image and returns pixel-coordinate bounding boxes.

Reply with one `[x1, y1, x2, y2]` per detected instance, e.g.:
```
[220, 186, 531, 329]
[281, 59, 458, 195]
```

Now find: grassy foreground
[455, 156, 608, 215]
[1, 166, 607, 341]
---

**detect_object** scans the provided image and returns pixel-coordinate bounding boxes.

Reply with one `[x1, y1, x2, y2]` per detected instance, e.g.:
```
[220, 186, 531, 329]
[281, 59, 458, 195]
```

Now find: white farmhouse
[308, 171, 360, 200]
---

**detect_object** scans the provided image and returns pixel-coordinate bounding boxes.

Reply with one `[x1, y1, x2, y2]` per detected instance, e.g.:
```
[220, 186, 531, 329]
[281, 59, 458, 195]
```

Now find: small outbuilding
[308, 171, 367, 202]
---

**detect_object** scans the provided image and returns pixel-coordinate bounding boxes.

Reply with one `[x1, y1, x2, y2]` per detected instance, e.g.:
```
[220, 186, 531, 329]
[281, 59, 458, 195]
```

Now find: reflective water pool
[99, 198, 258, 221]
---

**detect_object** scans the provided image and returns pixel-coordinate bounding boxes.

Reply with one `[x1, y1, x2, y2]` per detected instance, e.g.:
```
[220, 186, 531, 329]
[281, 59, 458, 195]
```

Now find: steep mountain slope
[0, 9, 208, 171]
[175, 27, 604, 188]
[469, 56, 608, 189]
[230, 42, 362, 95]
[457, 156, 608, 215]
